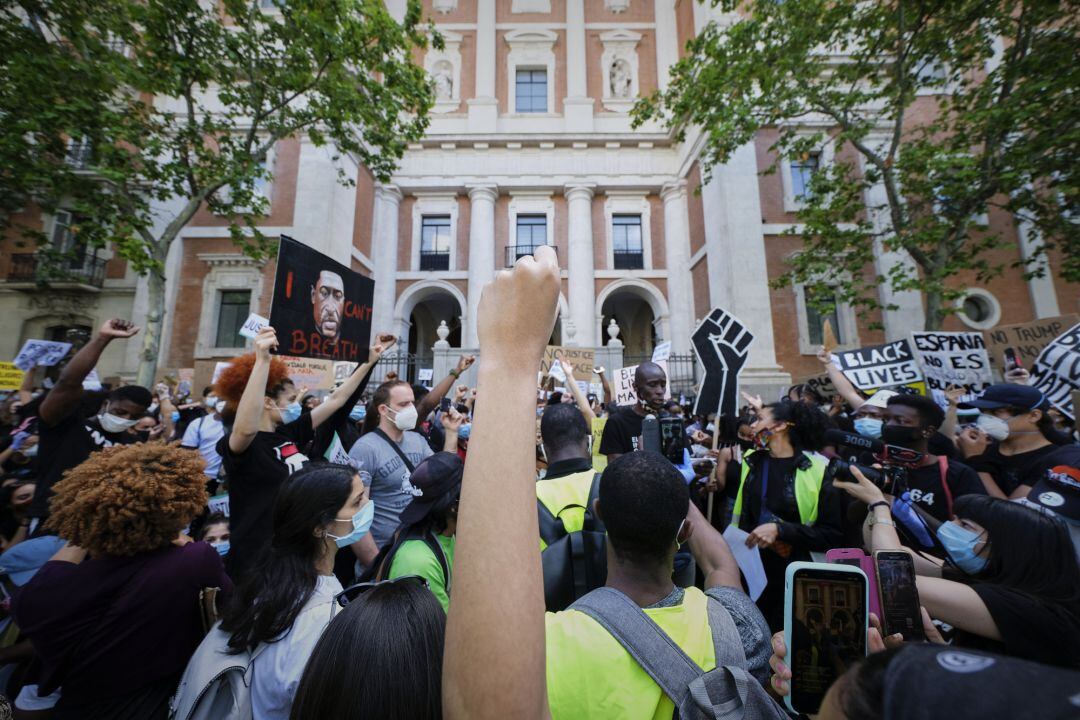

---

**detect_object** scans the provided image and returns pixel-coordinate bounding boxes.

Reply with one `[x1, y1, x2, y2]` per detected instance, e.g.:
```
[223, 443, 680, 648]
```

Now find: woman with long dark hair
[726, 400, 843, 629]
[289, 578, 445, 720]
[839, 468, 1080, 667]
[217, 463, 373, 719]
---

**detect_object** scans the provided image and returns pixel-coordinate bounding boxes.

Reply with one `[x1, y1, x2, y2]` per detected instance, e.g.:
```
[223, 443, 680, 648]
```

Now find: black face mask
[881, 424, 924, 447]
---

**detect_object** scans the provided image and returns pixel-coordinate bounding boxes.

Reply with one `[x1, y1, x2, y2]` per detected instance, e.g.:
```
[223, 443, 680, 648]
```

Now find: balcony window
[215, 290, 251, 348]
[420, 215, 451, 271]
[66, 138, 93, 170]
[612, 214, 644, 270]
[790, 153, 820, 202]
[804, 286, 842, 346]
[515, 69, 548, 113]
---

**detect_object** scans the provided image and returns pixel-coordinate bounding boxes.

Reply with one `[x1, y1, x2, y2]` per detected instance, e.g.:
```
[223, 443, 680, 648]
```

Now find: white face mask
[386, 405, 418, 432]
[976, 413, 1011, 442]
[205, 395, 219, 409]
[99, 412, 139, 434]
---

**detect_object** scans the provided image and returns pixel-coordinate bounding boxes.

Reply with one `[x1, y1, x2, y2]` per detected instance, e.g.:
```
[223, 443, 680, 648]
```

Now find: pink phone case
[825, 548, 881, 621]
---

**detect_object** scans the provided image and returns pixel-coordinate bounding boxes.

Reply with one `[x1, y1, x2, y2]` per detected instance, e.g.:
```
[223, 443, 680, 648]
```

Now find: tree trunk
[923, 289, 944, 331]
[135, 268, 167, 387]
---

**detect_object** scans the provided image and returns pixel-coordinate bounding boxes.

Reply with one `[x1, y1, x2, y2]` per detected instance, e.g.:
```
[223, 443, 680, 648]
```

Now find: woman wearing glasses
[217, 463, 373, 720]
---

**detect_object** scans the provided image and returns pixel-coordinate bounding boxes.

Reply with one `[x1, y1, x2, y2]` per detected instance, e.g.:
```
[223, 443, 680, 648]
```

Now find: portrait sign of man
[312, 270, 345, 344]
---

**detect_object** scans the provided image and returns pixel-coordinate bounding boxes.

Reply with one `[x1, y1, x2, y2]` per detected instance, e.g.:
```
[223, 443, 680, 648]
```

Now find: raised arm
[416, 355, 476, 428]
[155, 384, 177, 440]
[560, 359, 596, 425]
[229, 327, 276, 454]
[39, 319, 140, 426]
[817, 348, 865, 411]
[310, 333, 395, 429]
[595, 366, 613, 406]
[685, 500, 741, 589]
[17, 368, 34, 405]
[444, 248, 559, 720]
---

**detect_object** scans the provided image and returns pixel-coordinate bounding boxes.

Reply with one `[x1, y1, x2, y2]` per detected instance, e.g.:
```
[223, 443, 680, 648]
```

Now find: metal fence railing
[621, 351, 699, 397]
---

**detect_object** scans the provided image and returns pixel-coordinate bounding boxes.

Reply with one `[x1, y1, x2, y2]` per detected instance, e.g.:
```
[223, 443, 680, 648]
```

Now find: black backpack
[538, 472, 608, 612]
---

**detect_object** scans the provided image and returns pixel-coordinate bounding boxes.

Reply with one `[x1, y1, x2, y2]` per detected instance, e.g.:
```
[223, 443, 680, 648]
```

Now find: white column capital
[375, 184, 403, 204]
[660, 180, 688, 203]
[467, 184, 499, 204]
[564, 184, 596, 203]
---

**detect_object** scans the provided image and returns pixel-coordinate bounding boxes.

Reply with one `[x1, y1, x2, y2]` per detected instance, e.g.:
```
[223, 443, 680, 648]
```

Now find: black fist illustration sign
[692, 308, 754, 419]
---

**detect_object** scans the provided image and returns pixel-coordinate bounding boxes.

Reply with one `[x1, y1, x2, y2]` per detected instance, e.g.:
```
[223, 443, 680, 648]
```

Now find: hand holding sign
[239, 313, 270, 340]
[254, 327, 279, 362]
[692, 307, 754, 420]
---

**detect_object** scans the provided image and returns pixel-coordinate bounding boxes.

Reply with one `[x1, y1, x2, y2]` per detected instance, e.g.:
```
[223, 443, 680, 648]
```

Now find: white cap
[863, 390, 899, 409]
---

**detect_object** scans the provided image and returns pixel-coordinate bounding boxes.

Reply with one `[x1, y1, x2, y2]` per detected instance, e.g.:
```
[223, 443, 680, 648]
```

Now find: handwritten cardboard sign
[614, 361, 671, 406]
[540, 345, 594, 379]
[282, 356, 335, 391]
[983, 314, 1079, 376]
[910, 331, 993, 409]
[0, 363, 24, 391]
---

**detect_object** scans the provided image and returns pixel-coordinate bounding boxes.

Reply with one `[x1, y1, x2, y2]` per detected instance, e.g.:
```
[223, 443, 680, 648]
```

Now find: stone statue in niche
[433, 61, 454, 100]
[609, 59, 632, 98]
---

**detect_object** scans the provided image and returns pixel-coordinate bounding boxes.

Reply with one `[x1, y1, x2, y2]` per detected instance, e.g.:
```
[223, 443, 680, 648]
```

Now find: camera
[828, 458, 909, 496]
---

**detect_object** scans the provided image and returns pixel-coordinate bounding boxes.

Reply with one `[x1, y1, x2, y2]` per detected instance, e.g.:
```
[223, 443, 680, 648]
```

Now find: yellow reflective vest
[731, 450, 827, 527]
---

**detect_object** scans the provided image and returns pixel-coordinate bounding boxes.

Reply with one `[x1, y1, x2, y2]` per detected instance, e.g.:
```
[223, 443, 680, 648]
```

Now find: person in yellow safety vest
[536, 404, 597, 550]
[729, 400, 844, 631]
[544, 451, 774, 719]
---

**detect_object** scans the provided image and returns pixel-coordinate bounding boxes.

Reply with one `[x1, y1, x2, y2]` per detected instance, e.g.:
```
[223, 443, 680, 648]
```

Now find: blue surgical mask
[349, 404, 366, 422]
[211, 540, 230, 557]
[326, 500, 375, 548]
[171, 410, 181, 423]
[854, 417, 883, 439]
[277, 401, 302, 425]
[937, 521, 989, 575]
[458, 423, 471, 440]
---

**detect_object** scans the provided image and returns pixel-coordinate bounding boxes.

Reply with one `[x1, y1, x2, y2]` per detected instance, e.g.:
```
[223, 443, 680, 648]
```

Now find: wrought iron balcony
[6, 253, 107, 287]
[613, 250, 644, 270]
[419, 250, 450, 271]
[505, 244, 556, 267]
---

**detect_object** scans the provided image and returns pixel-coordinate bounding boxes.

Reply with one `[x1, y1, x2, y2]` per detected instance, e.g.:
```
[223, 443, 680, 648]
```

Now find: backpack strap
[373, 428, 416, 473]
[537, 499, 565, 547]
[705, 596, 748, 669]
[570, 587, 702, 709]
[937, 455, 955, 519]
[423, 529, 452, 592]
[582, 472, 604, 532]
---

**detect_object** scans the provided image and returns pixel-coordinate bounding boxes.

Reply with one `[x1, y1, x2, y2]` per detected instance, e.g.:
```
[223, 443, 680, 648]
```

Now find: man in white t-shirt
[182, 397, 227, 482]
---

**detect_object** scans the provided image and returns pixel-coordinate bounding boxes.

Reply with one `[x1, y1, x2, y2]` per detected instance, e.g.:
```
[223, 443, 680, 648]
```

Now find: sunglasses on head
[334, 575, 429, 608]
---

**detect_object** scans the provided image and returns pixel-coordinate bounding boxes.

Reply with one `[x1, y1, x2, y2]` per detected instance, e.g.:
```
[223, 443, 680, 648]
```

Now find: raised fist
[692, 308, 753, 419]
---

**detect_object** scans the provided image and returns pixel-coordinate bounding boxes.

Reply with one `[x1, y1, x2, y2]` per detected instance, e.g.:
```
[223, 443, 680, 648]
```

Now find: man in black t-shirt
[29, 319, 151, 528]
[881, 394, 986, 523]
[599, 362, 668, 461]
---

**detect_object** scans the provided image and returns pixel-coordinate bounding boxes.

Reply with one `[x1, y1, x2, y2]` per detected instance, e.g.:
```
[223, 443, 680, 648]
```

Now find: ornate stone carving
[424, 31, 463, 114]
[431, 0, 457, 14]
[604, 0, 631, 13]
[599, 30, 642, 112]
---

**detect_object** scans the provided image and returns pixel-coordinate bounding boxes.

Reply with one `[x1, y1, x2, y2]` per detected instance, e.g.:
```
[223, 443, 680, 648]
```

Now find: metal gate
[369, 351, 419, 386]
[620, 351, 700, 398]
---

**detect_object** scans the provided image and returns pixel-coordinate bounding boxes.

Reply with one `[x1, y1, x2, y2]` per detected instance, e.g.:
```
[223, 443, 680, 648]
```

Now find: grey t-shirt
[348, 430, 434, 549]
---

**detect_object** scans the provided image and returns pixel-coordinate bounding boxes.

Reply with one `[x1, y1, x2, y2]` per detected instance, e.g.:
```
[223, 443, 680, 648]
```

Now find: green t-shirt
[388, 533, 455, 611]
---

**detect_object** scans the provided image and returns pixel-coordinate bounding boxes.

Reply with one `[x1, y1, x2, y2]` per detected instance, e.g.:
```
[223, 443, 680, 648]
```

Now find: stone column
[1015, 214, 1061, 317]
[565, 184, 597, 348]
[371, 184, 402, 336]
[292, 138, 358, 263]
[468, 0, 498, 132]
[661, 181, 694, 353]
[563, 0, 594, 132]
[465, 185, 498, 346]
[653, 0, 679, 92]
[700, 142, 789, 388]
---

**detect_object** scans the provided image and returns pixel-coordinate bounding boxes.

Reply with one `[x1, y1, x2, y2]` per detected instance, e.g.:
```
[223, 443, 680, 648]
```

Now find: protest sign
[591, 417, 608, 471]
[540, 345, 594, 379]
[333, 362, 358, 385]
[691, 307, 754, 419]
[417, 368, 434, 384]
[910, 331, 993, 409]
[1032, 320, 1080, 420]
[983, 315, 1079, 376]
[269, 235, 375, 363]
[795, 373, 838, 401]
[547, 360, 567, 383]
[281, 356, 334, 390]
[0, 363, 23, 391]
[193, 358, 235, 397]
[834, 339, 925, 395]
[614, 361, 670, 406]
[238, 313, 270, 340]
[208, 494, 230, 517]
[651, 341, 672, 363]
[177, 368, 194, 398]
[13, 339, 72, 371]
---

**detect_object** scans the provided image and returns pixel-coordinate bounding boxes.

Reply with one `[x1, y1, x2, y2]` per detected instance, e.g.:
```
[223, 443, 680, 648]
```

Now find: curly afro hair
[213, 352, 293, 405]
[45, 443, 209, 557]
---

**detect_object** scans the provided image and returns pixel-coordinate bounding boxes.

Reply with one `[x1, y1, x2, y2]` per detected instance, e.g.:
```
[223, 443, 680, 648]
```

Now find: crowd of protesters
[0, 246, 1077, 718]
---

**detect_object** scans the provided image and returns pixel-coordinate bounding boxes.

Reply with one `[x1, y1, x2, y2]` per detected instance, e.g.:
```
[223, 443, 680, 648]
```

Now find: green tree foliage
[1, 0, 435, 383]
[635, 0, 1078, 330]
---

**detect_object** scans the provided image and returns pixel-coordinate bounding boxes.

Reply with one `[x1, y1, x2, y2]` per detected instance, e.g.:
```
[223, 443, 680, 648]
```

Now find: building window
[515, 69, 548, 113]
[215, 290, 251, 348]
[66, 137, 93, 170]
[790, 153, 820, 202]
[804, 286, 842, 346]
[420, 215, 452, 271]
[612, 214, 644, 270]
[956, 288, 1000, 330]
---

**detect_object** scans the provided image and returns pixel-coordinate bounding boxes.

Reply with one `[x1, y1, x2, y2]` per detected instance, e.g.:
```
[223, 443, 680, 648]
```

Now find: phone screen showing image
[440, 397, 451, 413]
[659, 417, 685, 465]
[790, 568, 867, 715]
[876, 551, 924, 642]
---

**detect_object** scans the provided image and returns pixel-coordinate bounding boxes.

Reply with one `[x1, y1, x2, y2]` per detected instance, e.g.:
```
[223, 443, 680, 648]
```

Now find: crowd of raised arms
[0, 247, 1078, 719]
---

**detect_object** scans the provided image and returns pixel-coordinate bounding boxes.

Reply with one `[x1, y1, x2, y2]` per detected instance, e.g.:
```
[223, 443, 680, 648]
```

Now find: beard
[318, 307, 341, 339]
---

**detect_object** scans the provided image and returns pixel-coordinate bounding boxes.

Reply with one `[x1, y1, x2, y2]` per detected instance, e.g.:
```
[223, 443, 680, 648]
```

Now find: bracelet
[449, 369, 460, 379]
[868, 500, 890, 513]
